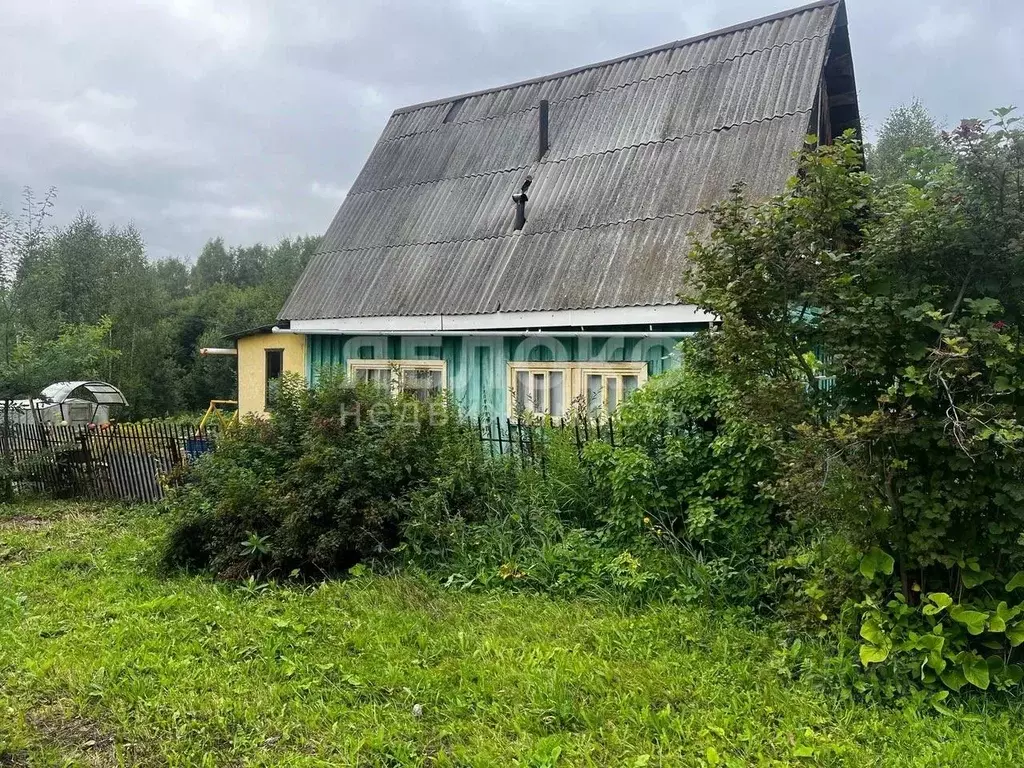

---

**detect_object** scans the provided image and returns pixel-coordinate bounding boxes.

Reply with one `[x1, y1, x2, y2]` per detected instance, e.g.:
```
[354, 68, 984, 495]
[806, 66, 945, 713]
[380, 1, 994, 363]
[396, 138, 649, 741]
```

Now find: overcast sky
[1, 0, 1021, 261]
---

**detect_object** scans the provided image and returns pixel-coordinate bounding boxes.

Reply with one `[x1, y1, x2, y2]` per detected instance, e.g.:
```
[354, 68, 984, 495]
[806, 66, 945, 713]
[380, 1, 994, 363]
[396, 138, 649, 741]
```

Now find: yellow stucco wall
[236, 332, 307, 415]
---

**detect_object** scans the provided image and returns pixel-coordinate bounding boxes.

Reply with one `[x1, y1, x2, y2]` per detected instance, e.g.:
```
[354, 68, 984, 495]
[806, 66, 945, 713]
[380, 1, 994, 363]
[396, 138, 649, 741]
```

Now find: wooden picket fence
[2, 422, 216, 503]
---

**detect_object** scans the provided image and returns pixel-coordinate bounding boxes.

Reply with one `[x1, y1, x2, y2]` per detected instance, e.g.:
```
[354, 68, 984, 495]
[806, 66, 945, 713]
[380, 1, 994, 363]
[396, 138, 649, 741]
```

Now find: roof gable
[282, 0, 857, 322]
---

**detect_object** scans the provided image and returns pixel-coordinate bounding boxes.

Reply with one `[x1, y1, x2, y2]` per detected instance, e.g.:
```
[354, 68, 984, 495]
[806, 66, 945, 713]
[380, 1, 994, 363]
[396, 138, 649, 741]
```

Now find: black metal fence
[3, 415, 629, 500]
[475, 414, 624, 476]
[3, 422, 216, 503]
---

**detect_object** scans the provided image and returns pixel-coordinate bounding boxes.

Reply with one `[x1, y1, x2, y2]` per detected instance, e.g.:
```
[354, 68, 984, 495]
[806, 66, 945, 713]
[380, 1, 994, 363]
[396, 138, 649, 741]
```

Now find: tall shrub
[584, 351, 789, 600]
[686, 111, 1024, 693]
[688, 114, 1024, 593]
[163, 372, 478, 578]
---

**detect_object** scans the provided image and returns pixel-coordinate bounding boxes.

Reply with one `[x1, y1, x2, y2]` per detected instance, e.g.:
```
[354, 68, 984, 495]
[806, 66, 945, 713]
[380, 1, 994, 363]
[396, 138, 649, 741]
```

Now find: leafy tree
[0, 188, 56, 364]
[866, 100, 949, 186]
[153, 257, 190, 302]
[0, 187, 321, 419]
[233, 243, 269, 288]
[191, 237, 234, 290]
[687, 108, 1024, 599]
[0, 317, 120, 399]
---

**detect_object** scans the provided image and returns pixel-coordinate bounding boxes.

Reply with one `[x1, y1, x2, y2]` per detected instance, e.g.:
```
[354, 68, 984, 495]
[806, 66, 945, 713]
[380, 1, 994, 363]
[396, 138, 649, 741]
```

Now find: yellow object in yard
[199, 400, 239, 430]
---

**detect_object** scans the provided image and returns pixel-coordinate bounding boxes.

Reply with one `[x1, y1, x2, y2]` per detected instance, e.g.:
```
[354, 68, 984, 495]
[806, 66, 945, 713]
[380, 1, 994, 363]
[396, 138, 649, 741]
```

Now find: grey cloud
[1, 0, 1021, 261]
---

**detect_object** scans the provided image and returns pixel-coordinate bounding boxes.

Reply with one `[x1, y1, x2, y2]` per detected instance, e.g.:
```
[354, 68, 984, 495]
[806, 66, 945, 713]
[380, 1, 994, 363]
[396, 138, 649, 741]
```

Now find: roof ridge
[348, 109, 813, 197]
[390, 0, 839, 117]
[379, 33, 830, 146]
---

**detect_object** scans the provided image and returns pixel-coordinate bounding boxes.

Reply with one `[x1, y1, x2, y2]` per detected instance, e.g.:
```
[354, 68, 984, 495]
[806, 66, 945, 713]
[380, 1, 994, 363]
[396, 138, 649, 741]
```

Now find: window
[265, 348, 284, 409]
[507, 362, 647, 418]
[579, 363, 646, 416]
[509, 364, 569, 417]
[348, 360, 446, 402]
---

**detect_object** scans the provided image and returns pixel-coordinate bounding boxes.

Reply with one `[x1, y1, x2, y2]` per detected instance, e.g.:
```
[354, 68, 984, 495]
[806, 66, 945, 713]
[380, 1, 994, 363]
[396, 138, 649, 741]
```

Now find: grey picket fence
[3, 422, 216, 503]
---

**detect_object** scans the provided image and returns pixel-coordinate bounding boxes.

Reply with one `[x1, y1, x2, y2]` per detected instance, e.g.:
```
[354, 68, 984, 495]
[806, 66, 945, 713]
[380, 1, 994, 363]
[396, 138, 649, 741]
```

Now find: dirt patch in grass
[24, 708, 131, 767]
[0, 749, 30, 767]
[0, 516, 52, 532]
[0, 544, 28, 564]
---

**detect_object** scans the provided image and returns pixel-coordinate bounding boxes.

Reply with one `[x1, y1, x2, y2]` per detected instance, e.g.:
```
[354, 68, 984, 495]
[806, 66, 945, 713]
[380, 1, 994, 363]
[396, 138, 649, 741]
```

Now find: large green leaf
[923, 592, 953, 616]
[915, 634, 944, 652]
[859, 548, 895, 580]
[949, 607, 988, 635]
[996, 601, 1020, 622]
[1006, 572, 1024, 592]
[962, 655, 990, 690]
[860, 619, 887, 647]
[1006, 622, 1024, 648]
[859, 643, 889, 666]
[989, 602, 1014, 633]
[940, 668, 968, 692]
[961, 569, 994, 589]
[914, 633, 946, 674]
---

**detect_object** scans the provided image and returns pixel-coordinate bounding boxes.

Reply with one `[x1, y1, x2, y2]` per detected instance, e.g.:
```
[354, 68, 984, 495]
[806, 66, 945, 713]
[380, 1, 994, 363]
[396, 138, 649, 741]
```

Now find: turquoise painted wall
[307, 331, 698, 418]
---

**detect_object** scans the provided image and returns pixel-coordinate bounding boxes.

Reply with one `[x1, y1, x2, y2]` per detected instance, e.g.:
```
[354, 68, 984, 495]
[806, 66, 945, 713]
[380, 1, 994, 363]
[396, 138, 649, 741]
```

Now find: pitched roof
[281, 0, 858, 323]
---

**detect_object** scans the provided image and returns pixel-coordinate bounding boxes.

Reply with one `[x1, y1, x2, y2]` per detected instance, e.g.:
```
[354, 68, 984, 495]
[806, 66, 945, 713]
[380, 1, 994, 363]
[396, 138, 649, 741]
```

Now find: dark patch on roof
[282, 0, 859, 322]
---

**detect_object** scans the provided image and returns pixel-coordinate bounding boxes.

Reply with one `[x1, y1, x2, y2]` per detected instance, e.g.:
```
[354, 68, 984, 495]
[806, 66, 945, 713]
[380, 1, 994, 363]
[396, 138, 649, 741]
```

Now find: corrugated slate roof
[282, 0, 854, 322]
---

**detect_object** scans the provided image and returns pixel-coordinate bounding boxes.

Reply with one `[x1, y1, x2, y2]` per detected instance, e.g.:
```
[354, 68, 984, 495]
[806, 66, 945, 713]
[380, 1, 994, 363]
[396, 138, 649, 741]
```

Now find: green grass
[1, 503, 1022, 767]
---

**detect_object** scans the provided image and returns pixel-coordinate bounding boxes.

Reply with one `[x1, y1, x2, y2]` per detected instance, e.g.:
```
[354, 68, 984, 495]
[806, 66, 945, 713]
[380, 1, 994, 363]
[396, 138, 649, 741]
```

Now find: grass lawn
[1, 503, 1022, 767]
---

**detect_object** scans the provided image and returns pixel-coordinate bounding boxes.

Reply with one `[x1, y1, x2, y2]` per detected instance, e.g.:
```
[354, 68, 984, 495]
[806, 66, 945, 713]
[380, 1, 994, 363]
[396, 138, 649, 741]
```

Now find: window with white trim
[579, 363, 647, 416]
[348, 360, 446, 402]
[507, 362, 648, 417]
[508, 363, 570, 417]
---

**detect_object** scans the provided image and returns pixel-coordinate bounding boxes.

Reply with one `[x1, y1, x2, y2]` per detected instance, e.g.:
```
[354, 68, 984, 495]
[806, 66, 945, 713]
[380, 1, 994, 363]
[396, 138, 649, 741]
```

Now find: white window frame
[348, 359, 447, 399]
[507, 362, 649, 418]
[507, 363, 572, 418]
[577, 362, 648, 416]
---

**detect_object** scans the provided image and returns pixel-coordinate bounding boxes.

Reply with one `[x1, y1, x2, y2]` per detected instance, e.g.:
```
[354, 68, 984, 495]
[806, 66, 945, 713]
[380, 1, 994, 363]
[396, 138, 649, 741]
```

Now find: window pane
[549, 371, 564, 416]
[623, 375, 640, 397]
[357, 367, 389, 389]
[515, 370, 530, 413]
[532, 373, 545, 412]
[265, 349, 283, 380]
[402, 368, 441, 402]
[587, 374, 602, 415]
[607, 377, 618, 411]
[265, 349, 284, 409]
[401, 369, 424, 400]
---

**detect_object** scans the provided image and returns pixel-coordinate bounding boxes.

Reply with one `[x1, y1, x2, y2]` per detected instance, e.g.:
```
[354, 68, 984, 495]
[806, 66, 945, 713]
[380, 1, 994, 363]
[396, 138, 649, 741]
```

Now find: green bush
[851, 564, 1024, 701]
[398, 358, 788, 605]
[162, 372, 479, 578]
[581, 355, 788, 601]
[680, 108, 1024, 699]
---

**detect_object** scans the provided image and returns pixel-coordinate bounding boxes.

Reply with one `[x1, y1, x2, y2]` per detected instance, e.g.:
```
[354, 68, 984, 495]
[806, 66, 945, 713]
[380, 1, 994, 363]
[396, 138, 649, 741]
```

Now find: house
[240, 0, 860, 418]
[219, 325, 306, 416]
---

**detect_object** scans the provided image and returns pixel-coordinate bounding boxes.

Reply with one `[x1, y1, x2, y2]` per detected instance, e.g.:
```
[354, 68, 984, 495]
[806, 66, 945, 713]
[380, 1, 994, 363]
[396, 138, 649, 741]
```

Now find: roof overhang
[286, 305, 714, 335]
[223, 323, 280, 341]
